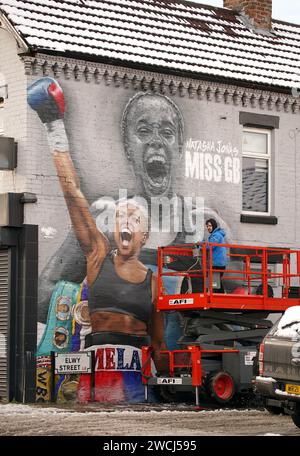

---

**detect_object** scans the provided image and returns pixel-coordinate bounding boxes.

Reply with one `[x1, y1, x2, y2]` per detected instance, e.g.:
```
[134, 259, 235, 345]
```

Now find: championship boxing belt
[36, 280, 80, 356]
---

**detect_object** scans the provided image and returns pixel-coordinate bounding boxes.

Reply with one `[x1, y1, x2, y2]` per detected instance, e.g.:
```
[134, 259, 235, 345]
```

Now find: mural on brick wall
[28, 77, 241, 403]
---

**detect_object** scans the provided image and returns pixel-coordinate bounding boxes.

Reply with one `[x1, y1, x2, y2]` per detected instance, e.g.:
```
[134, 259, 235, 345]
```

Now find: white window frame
[242, 127, 271, 216]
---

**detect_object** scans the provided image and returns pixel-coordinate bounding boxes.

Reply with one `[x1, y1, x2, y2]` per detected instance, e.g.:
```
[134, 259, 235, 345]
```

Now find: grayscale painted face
[126, 96, 181, 197]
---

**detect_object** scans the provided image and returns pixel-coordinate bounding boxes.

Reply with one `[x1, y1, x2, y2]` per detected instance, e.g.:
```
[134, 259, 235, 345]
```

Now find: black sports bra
[88, 253, 153, 324]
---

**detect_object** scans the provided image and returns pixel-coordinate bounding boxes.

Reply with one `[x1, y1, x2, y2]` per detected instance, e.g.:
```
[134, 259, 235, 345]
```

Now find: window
[242, 128, 271, 215]
[244, 264, 278, 288]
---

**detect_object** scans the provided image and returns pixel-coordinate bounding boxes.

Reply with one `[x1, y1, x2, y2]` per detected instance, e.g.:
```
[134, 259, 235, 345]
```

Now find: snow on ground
[0, 403, 299, 436]
[263, 433, 282, 436]
[0, 402, 256, 417]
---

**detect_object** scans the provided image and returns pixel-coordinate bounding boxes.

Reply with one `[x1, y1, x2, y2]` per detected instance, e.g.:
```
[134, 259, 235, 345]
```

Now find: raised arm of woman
[27, 77, 109, 272]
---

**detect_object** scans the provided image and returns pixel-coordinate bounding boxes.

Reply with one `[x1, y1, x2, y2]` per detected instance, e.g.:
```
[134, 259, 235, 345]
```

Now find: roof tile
[0, 0, 300, 89]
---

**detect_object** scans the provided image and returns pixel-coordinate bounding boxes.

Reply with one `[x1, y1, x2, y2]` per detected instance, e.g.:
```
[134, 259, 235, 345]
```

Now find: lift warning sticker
[54, 352, 92, 374]
[244, 351, 257, 366]
[169, 298, 194, 305]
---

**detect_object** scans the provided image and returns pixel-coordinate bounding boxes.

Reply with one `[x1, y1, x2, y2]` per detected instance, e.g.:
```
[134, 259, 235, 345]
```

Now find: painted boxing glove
[27, 77, 68, 152]
[27, 77, 65, 123]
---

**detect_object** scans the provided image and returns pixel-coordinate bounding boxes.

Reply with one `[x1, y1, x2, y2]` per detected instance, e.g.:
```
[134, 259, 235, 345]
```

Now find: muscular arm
[150, 310, 166, 351]
[27, 77, 109, 279]
[53, 151, 109, 266]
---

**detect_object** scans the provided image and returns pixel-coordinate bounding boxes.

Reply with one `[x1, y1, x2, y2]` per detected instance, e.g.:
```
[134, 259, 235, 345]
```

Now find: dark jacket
[208, 227, 228, 267]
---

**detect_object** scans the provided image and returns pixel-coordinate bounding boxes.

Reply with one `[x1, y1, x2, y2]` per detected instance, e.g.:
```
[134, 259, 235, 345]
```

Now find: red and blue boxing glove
[28, 77, 69, 152]
[27, 77, 65, 123]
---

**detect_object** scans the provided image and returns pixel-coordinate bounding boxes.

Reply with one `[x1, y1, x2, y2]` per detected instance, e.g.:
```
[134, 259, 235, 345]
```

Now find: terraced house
[0, 0, 300, 403]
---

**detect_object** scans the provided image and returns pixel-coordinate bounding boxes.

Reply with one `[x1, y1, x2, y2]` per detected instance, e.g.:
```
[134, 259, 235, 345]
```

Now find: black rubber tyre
[158, 386, 195, 404]
[208, 371, 236, 404]
[265, 405, 283, 415]
[291, 412, 300, 429]
[158, 385, 179, 403]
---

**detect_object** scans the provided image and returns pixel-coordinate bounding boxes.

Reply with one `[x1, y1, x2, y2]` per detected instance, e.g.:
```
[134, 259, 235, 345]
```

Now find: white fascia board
[0, 12, 29, 53]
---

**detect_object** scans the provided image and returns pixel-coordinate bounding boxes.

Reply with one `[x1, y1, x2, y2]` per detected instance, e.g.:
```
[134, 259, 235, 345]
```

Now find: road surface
[0, 403, 299, 436]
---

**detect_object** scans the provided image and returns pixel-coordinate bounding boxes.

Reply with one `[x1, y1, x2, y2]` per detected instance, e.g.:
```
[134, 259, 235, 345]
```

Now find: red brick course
[224, 0, 272, 29]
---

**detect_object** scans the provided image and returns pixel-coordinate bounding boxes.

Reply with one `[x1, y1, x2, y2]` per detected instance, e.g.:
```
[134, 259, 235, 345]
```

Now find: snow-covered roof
[1, 0, 300, 91]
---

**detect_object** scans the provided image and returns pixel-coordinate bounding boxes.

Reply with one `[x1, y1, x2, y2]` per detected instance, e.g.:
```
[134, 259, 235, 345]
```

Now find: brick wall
[224, 0, 272, 30]
[0, 29, 28, 193]
[23, 66, 300, 268]
[1, 45, 299, 273]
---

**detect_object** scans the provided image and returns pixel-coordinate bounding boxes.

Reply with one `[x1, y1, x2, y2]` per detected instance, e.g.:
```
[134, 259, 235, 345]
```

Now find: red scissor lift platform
[142, 243, 300, 405]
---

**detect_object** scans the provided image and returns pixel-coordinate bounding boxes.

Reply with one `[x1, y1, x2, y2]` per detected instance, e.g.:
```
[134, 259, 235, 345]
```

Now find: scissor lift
[142, 243, 300, 405]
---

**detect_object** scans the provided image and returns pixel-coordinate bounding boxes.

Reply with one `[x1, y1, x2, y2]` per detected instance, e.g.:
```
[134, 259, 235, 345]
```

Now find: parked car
[255, 306, 300, 429]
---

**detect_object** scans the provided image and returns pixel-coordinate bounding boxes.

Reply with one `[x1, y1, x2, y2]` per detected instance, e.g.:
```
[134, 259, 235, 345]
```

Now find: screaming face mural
[122, 92, 184, 198]
[29, 77, 240, 403]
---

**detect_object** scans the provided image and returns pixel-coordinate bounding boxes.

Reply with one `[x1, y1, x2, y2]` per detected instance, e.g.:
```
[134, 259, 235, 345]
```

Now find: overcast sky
[193, 0, 300, 24]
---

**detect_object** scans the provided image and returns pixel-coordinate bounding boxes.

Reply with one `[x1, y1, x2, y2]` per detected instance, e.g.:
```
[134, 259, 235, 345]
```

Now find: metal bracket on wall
[20, 193, 37, 204]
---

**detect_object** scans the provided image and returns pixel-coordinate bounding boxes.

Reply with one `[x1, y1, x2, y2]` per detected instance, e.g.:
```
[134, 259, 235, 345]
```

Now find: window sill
[240, 214, 278, 225]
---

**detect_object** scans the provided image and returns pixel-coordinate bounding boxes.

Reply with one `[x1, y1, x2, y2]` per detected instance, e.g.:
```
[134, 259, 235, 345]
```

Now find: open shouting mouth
[144, 150, 170, 194]
[120, 228, 133, 247]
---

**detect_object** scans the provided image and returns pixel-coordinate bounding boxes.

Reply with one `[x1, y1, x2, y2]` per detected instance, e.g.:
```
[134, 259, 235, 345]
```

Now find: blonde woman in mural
[36, 89, 231, 328]
[28, 77, 165, 403]
[36, 90, 186, 323]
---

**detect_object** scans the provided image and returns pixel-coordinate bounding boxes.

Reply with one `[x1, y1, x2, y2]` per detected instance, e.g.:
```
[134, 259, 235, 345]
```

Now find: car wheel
[158, 385, 177, 403]
[291, 412, 300, 429]
[265, 405, 283, 415]
[158, 385, 195, 404]
[208, 371, 235, 404]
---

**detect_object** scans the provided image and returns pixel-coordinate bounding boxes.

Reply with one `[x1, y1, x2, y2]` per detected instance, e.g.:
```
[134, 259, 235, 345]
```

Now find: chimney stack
[223, 0, 272, 30]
